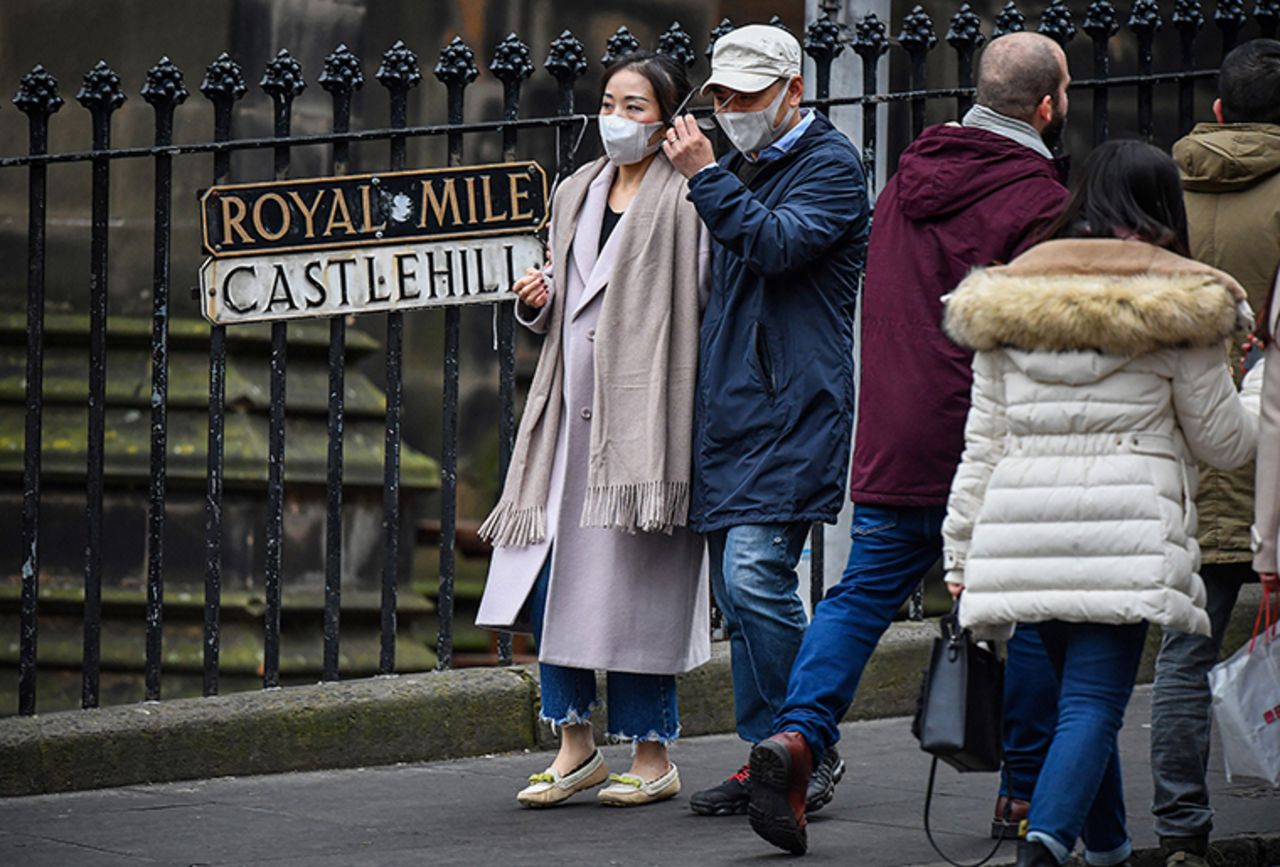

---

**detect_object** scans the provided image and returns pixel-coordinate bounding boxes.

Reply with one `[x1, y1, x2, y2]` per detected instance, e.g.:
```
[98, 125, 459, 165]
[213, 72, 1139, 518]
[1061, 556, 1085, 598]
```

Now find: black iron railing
[5, 0, 1278, 715]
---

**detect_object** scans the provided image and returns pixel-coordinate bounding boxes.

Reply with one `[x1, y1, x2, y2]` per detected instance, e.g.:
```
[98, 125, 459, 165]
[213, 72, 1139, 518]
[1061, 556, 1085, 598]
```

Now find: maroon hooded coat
[848, 124, 1070, 506]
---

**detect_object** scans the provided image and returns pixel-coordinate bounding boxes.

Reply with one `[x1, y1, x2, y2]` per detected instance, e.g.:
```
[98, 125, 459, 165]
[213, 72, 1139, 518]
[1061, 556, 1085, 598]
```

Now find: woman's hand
[1261, 572, 1279, 594]
[513, 266, 549, 309]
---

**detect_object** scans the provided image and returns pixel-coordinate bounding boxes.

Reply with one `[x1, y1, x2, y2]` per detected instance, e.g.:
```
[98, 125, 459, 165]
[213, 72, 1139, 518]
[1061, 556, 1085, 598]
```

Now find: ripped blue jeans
[530, 555, 680, 744]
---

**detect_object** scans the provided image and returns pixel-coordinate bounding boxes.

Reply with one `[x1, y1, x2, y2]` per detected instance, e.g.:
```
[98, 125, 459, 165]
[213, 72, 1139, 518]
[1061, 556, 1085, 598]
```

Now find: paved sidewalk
[0, 687, 1275, 866]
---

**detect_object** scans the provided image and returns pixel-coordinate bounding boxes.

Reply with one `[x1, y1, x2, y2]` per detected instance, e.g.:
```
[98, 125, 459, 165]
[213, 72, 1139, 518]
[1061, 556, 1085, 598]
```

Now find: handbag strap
[1249, 590, 1276, 653]
[923, 756, 1007, 867]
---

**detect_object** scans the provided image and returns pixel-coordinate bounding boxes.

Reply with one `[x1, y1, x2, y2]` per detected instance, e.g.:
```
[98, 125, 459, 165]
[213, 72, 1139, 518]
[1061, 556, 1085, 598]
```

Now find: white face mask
[598, 114, 663, 166]
[715, 80, 797, 158]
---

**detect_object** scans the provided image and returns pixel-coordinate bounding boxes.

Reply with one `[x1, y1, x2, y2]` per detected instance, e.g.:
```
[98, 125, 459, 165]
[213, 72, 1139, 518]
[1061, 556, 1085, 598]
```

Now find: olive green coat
[1174, 122, 1280, 564]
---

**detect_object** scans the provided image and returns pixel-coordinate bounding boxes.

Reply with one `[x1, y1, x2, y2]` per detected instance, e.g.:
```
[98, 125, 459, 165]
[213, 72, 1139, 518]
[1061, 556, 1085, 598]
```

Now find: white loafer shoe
[597, 763, 681, 807]
[516, 751, 609, 808]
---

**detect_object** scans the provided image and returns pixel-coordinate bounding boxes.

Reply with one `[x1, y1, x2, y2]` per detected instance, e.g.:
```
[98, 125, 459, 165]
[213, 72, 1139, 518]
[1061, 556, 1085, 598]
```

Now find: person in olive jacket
[1152, 38, 1280, 867]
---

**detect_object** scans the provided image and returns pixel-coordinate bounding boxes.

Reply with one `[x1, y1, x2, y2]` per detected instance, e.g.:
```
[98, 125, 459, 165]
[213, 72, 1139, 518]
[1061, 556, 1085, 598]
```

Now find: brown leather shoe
[992, 795, 1030, 839]
[748, 732, 814, 855]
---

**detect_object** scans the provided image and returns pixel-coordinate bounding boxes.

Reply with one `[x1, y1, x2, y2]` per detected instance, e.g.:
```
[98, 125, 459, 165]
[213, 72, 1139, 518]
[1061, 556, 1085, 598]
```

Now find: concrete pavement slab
[0, 687, 1276, 867]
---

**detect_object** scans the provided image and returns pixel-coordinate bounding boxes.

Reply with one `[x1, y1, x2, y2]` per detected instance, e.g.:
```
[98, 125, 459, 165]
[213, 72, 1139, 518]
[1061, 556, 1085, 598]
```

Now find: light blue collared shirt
[755, 108, 815, 163]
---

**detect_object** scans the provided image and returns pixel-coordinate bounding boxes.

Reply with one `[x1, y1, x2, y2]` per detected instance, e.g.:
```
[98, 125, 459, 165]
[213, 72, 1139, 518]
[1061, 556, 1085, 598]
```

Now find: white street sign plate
[199, 234, 544, 325]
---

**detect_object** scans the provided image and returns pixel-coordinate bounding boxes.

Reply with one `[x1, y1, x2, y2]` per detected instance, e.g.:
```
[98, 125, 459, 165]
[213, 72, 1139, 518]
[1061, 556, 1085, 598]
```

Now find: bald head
[975, 32, 1069, 124]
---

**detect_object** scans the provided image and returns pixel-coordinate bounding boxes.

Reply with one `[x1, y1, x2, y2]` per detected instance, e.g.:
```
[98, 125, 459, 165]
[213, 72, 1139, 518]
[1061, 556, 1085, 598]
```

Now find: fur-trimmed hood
[944, 239, 1250, 358]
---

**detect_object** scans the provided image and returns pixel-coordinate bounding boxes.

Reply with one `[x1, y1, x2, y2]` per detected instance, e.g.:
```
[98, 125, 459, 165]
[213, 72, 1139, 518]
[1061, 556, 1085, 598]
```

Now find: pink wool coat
[475, 158, 711, 675]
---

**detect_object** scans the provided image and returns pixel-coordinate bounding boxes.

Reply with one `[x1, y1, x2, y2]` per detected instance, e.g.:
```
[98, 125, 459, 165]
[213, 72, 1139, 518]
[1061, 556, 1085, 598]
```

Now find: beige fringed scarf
[478, 156, 703, 547]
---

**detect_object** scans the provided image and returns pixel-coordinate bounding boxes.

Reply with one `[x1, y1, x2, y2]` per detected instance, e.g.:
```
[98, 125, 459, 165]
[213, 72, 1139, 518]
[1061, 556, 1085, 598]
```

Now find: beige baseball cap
[701, 24, 802, 95]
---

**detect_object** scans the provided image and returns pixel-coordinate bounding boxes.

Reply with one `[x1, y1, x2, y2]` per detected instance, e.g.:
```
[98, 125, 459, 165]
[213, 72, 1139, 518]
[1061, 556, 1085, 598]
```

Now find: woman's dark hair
[1046, 139, 1191, 256]
[600, 51, 691, 123]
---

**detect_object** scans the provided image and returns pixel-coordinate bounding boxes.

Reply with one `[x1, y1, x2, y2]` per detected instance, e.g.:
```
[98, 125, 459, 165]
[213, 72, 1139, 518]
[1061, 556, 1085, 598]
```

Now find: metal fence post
[373, 40, 423, 675]
[13, 65, 63, 717]
[76, 59, 127, 710]
[197, 52, 246, 698]
[433, 36, 479, 671]
[853, 13, 888, 188]
[140, 57, 188, 701]
[1173, 0, 1205, 135]
[259, 49, 306, 689]
[318, 43, 364, 682]
[899, 6, 938, 140]
[1130, 0, 1163, 143]
[1084, 0, 1119, 146]
[488, 33, 534, 666]
[946, 4, 985, 118]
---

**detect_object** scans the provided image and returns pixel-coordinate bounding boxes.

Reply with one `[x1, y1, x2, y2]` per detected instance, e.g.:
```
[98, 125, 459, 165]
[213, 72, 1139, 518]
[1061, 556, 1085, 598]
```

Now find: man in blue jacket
[663, 23, 870, 818]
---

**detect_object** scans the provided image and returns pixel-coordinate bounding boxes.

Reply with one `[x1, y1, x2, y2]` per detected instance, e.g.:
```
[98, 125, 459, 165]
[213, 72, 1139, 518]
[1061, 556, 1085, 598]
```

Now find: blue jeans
[1150, 562, 1248, 839]
[707, 522, 811, 742]
[530, 556, 679, 743]
[773, 504, 946, 759]
[1026, 621, 1149, 866]
[1003, 626, 1059, 802]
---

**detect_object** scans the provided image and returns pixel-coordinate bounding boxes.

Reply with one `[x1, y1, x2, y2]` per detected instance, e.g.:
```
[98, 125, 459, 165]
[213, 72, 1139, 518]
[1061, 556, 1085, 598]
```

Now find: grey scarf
[962, 104, 1052, 160]
[478, 156, 703, 547]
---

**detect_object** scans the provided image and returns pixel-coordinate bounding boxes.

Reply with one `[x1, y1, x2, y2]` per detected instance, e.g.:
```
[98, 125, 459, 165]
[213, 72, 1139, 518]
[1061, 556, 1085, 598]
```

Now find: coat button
[581, 408, 592, 420]
[587, 329, 596, 341]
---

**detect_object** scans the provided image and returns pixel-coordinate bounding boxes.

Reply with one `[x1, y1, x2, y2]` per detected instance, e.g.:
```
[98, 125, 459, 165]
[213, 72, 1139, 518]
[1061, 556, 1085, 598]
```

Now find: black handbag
[911, 600, 1008, 867]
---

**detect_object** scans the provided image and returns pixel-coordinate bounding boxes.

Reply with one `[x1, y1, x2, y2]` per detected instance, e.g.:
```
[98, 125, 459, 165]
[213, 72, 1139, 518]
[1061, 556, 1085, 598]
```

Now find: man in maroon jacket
[746, 32, 1074, 856]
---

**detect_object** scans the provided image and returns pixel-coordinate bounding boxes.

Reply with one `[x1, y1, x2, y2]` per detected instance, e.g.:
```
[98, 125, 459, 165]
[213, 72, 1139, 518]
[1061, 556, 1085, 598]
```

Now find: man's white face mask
[714, 80, 798, 157]
[598, 114, 664, 166]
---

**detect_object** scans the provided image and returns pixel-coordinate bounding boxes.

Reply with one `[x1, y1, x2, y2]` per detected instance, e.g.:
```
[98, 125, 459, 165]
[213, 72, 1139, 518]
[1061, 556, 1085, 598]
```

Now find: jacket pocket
[753, 321, 777, 400]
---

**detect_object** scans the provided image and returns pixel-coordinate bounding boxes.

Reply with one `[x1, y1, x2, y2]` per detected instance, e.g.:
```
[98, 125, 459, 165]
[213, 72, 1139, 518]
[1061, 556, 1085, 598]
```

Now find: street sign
[197, 161, 548, 325]
[199, 235, 544, 325]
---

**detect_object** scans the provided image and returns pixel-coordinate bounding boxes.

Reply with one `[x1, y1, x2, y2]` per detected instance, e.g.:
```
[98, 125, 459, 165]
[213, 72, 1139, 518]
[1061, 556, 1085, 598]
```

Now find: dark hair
[1047, 139, 1191, 256]
[1219, 38, 1280, 125]
[975, 34, 1065, 122]
[600, 51, 691, 123]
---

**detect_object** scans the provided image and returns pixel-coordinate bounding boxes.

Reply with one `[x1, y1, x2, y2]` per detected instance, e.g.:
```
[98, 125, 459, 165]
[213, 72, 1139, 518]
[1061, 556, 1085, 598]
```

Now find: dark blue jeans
[1026, 621, 1149, 866]
[1003, 625, 1059, 802]
[530, 555, 680, 743]
[773, 504, 946, 759]
[707, 522, 812, 742]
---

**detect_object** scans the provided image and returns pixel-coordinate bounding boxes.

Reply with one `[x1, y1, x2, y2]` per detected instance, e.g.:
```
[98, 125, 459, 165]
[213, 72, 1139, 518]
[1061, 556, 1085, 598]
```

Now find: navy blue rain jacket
[687, 112, 870, 532]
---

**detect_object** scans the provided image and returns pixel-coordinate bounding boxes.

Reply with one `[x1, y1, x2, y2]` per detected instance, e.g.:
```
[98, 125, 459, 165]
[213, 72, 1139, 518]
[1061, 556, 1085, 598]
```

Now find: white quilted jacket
[942, 239, 1259, 638]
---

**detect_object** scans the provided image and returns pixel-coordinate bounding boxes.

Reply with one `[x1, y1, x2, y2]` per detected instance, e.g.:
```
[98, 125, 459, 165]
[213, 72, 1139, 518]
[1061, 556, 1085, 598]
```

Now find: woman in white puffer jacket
[941, 141, 1258, 867]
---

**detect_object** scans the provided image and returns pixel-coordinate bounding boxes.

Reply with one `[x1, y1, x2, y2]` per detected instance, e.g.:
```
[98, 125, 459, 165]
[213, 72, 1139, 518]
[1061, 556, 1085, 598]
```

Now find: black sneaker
[805, 746, 845, 814]
[690, 764, 750, 815]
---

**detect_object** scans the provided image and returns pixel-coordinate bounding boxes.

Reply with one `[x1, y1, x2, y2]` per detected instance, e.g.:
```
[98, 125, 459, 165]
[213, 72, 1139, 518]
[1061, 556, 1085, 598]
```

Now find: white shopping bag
[1208, 592, 1280, 786]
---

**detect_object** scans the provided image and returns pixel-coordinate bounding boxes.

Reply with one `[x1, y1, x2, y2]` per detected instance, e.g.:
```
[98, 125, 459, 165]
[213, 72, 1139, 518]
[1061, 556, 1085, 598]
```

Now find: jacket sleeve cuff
[515, 290, 553, 333]
[1253, 525, 1278, 573]
[942, 548, 965, 571]
[944, 570, 965, 587]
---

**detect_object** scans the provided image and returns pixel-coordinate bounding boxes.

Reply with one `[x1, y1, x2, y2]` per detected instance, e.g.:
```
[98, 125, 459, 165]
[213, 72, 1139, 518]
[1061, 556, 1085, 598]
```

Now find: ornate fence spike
[852, 12, 890, 60]
[1128, 0, 1165, 34]
[706, 18, 735, 60]
[320, 43, 365, 95]
[601, 25, 640, 66]
[260, 48, 306, 101]
[1083, 0, 1122, 39]
[14, 64, 65, 116]
[1173, 0, 1207, 33]
[898, 6, 939, 57]
[489, 32, 535, 84]
[376, 40, 423, 91]
[141, 57, 188, 108]
[657, 21, 697, 68]
[199, 52, 248, 103]
[1257, 0, 1280, 37]
[946, 4, 986, 51]
[434, 36, 479, 87]
[804, 13, 845, 63]
[76, 59, 128, 113]
[769, 15, 792, 33]
[993, 1, 1027, 36]
[545, 29, 588, 83]
[1039, 0, 1077, 44]
[1215, 0, 1248, 38]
